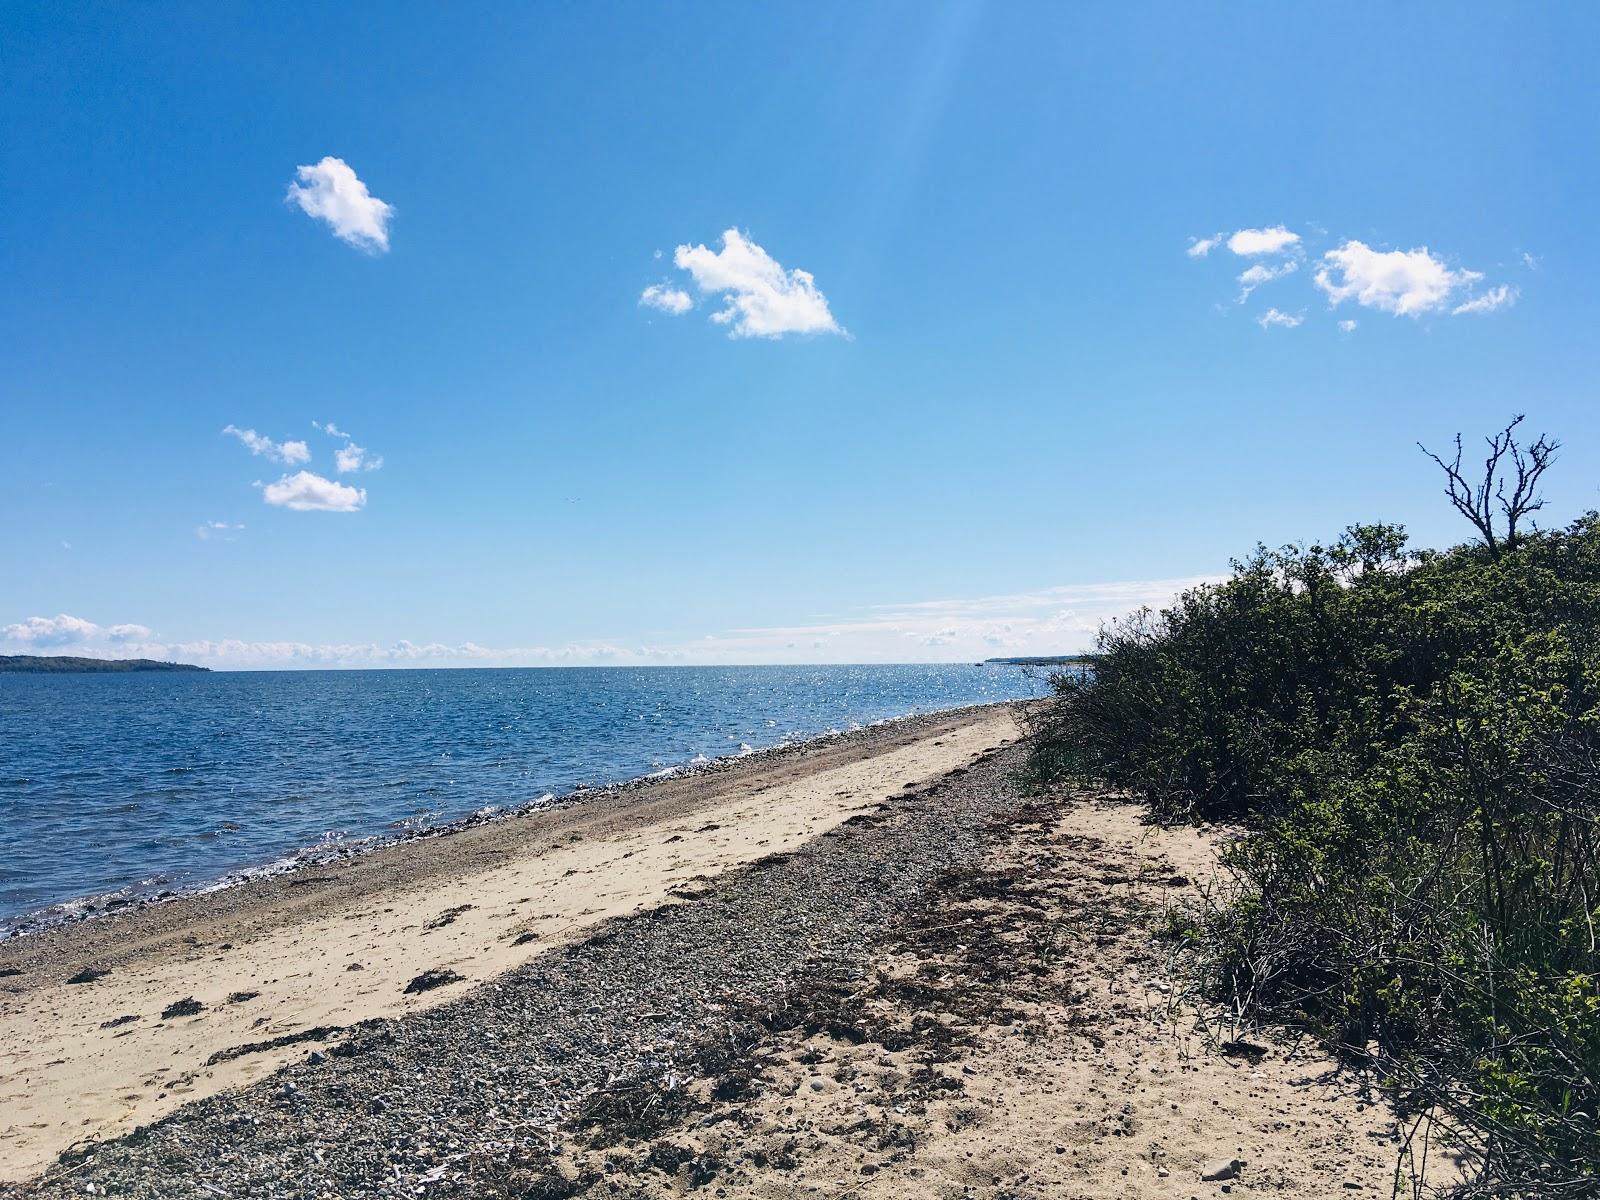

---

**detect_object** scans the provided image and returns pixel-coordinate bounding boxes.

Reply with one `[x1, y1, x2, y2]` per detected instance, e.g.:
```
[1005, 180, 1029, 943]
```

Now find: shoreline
[1, 698, 1029, 943]
[0, 703, 1029, 1183]
[3, 712, 1451, 1197]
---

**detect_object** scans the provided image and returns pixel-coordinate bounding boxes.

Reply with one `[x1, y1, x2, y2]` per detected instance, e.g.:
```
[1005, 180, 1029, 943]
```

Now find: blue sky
[3, 3, 1597, 667]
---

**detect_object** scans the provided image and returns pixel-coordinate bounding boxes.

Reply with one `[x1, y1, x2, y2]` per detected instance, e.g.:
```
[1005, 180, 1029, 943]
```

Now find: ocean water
[0, 664, 1049, 931]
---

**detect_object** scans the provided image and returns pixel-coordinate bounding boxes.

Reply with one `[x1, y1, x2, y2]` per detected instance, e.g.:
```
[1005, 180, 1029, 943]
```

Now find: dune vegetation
[1030, 417, 1599, 1194]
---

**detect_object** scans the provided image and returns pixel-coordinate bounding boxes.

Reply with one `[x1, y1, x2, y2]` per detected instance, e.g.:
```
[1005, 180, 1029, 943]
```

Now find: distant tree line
[0, 655, 209, 673]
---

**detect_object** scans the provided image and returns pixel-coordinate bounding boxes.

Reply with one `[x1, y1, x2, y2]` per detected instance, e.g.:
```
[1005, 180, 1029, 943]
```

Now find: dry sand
[0, 706, 1020, 1183]
[522, 786, 1468, 1197]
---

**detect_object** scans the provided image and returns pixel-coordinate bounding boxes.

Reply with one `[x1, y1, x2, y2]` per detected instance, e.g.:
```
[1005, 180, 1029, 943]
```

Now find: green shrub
[1029, 426, 1600, 1194]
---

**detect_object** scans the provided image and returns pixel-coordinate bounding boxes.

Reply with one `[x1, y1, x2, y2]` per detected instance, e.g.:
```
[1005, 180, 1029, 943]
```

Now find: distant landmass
[985, 655, 1095, 667]
[0, 655, 209, 674]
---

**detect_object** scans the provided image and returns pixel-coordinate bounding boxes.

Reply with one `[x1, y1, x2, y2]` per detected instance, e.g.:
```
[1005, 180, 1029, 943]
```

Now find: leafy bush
[1030, 424, 1600, 1194]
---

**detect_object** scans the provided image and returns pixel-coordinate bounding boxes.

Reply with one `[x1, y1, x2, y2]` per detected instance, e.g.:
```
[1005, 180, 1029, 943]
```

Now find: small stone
[1201, 1158, 1241, 1182]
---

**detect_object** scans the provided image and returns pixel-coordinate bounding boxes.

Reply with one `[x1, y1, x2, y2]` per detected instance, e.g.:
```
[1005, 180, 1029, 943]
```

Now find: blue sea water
[0, 664, 1048, 931]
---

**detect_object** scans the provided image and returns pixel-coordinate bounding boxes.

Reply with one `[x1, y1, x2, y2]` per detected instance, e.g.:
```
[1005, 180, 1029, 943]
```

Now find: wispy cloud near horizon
[0, 575, 1217, 670]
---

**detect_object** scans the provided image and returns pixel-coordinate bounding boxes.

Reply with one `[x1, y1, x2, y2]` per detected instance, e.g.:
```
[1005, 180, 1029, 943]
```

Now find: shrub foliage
[1030, 423, 1600, 1194]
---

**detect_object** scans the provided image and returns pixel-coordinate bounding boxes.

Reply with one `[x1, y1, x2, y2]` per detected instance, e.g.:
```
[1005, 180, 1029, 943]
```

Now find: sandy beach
[0, 706, 1022, 1185]
[0, 705, 1457, 1196]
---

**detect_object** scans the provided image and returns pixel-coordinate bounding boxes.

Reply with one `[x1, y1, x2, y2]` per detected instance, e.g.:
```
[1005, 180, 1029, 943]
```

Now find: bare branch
[1419, 414, 1560, 558]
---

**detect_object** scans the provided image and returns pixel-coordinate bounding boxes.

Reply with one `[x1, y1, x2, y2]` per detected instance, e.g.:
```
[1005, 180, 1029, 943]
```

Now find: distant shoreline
[983, 653, 1094, 666]
[0, 655, 209, 674]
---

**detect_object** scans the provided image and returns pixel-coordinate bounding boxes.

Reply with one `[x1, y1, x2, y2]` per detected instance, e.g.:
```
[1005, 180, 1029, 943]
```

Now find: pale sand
[0, 706, 1021, 1182]
[607, 790, 1467, 1197]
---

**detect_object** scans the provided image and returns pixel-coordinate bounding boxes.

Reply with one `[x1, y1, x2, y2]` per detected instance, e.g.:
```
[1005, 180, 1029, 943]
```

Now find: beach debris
[1221, 1038, 1268, 1062]
[403, 968, 465, 995]
[99, 1014, 139, 1029]
[0, 966, 23, 977]
[1201, 1157, 1243, 1181]
[206, 1025, 344, 1066]
[226, 990, 260, 1004]
[512, 931, 538, 946]
[160, 997, 205, 1020]
[424, 904, 475, 931]
[67, 966, 110, 984]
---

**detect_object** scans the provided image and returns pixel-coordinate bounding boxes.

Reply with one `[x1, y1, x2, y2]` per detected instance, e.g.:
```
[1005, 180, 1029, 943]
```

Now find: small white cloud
[285, 157, 393, 253]
[334, 444, 373, 472]
[1521, 252, 1539, 270]
[107, 623, 154, 642]
[1256, 308, 1303, 329]
[262, 471, 367, 512]
[313, 421, 383, 473]
[1187, 234, 1223, 258]
[639, 284, 693, 315]
[1452, 284, 1519, 316]
[2, 613, 100, 645]
[224, 425, 311, 465]
[1237, 259, 1299, 299]
[669, 229, 844, 339]
[1339, 319, 1358, 332]
[1314, 240, 1483, 317]
[1228, 226, 1301, 256]
[196, 520, 244, 541]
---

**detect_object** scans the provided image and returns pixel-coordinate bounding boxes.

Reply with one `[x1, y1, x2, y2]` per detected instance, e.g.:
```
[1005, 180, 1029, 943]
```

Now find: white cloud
[1228, 226, 1301, 256]
[262, 471, 367, 512]
[1314, 240, 1483, 317]
[1256, 308, 1302, 329]
[1187, 234, 1223, 258]
[313, 420, 383, 473]
[285, 157, 393, 253]
[2, 613, 101, 645]
[1237, 259, 1299, 299]
[1452, 284, 1519, 316]
[1521, 252, 1539, 270]
[335, 444, 375, 473]
[639, 284, 693, 315]
[1339, 319, 1358, 333]
[0, 574, 1225, 669]
[223, 425, 310, 466]
[669, 229, 844, 339]
[196, 520, 243, 541]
